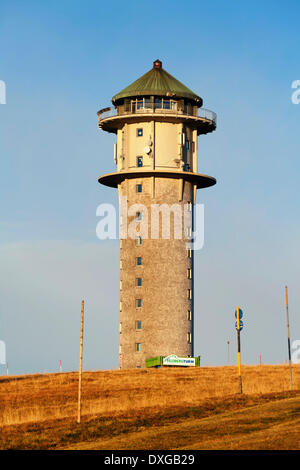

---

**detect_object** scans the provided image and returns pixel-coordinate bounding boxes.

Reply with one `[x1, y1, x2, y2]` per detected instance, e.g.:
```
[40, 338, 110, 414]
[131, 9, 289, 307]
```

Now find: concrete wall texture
[119, 176, 194, 369]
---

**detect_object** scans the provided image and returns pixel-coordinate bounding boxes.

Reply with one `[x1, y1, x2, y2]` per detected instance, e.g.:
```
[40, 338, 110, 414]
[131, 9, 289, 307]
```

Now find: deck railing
[97, 100, 217, 125]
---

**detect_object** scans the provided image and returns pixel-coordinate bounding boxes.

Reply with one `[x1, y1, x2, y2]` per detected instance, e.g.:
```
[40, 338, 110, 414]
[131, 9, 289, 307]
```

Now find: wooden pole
[236, 307, 243, 393]
[285, 286, 293, 389]
[77, 300, 84, 423]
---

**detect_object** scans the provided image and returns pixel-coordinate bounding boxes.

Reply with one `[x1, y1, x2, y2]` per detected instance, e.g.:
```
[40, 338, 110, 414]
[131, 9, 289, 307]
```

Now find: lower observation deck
[98, 169, 216, 189]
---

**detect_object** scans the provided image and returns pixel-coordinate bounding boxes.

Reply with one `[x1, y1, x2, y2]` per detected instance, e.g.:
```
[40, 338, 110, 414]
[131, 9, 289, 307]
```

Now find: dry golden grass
[0, 364, 299, 449]
[66, 394, 300, 450]
[1, 364, 299, 426]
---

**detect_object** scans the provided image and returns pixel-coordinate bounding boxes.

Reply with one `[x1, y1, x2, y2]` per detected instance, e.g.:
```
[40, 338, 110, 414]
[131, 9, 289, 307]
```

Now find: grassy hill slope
[0, 365, 299, 450]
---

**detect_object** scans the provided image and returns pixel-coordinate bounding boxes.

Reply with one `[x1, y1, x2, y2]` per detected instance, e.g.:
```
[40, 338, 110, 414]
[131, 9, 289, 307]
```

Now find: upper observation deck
[97, 99, 216, 135]
[97, 60, 217, 135]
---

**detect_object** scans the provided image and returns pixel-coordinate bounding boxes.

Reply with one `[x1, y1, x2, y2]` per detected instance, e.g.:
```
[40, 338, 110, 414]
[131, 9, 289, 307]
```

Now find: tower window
[136, 184, 143, 193]
[136, 298, 142, 308]
[136, 236, 142, 246]
[187, 310, 192, 321]
[187, 332, 192, 344]
[136, 211, 142, 221]
[187, 289, 192, 300]
[137, 128, 143, 137]
[187, 268, 192, 279]
[137, 156, 143, 167]
[136, 277, 142, 287]
[154, 97, 162, 109]
[135, 320, 142, 330]
[187, 249, 192, 258]
[135, 343, 142, 352]
[136, 257, 142, 266]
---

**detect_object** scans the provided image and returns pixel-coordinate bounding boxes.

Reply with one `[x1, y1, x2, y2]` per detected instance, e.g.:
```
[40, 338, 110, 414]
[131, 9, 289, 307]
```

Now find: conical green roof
[112, 60, 202, 106]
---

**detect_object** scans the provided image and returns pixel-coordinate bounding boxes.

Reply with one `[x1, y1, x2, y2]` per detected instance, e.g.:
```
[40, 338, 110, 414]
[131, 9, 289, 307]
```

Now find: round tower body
[119, 177, 194, 368]
[97, 60, 217, 369]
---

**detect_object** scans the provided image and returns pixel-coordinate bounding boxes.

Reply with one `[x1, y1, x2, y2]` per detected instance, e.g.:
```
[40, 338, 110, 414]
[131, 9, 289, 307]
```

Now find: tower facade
[97, 60, 216, 369]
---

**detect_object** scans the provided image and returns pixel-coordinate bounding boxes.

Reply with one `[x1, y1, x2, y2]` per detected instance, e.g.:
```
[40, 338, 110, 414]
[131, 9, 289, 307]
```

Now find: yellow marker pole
[236, 306, 243, 393]
[285, 286, 293, 390]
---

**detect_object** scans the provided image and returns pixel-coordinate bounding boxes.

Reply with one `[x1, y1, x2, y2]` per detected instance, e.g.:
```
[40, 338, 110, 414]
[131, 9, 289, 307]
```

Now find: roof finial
[153, 59, 162, 69]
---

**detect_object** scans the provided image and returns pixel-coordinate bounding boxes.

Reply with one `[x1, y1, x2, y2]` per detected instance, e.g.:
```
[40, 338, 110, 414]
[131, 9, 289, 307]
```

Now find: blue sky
[0, 0, 299, 374]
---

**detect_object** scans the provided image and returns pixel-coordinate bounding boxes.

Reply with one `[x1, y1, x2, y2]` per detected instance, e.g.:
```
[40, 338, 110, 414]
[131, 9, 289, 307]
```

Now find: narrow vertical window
[114, 143, 117, 164]
[119, 322, 122, 333]
[136, 184, 143, 193]
[187, 289, 192, 300]
[136, 277, 142, 287]
[136, 257, 142, 266]
[187, 310, 192, 321]
[137, 156, 143, 167]
[136, 299, 142, 308]
[187, 268, 192, 279]
[187, 332, 192, 344]
[135, 343, 142, 352]
[136, 236, 142, 246]
[137, 128, 143, 137]
[135, 320, 142, 330]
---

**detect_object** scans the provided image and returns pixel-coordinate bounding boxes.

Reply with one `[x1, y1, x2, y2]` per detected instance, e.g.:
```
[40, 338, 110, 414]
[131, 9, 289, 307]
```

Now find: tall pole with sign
[235, 307, 244, 394]
[285, 286, 293, 390]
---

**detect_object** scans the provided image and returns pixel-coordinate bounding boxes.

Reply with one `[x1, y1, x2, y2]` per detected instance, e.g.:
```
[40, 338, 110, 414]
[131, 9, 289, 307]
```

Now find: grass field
[0, 365, 300, 450]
